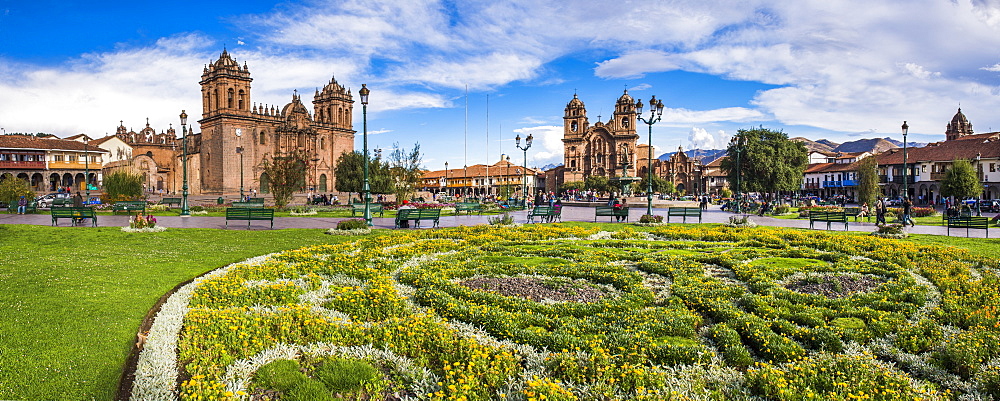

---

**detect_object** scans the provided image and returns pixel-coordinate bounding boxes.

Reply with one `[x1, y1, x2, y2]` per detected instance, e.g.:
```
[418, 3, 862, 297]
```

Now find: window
[227, 88, 234, 108]
[259, 131, 266, 145]
[320, 137, 325, 150]
[54, 155, 64, 162]
[68, 155, 77, 162]
[0, 154, 8, 161]
[991, 163, 996, 172]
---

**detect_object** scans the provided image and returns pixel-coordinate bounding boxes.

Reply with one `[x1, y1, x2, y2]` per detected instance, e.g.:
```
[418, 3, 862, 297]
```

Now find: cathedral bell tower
[198, 49, 254, 194]
[563, 93, 588, 175]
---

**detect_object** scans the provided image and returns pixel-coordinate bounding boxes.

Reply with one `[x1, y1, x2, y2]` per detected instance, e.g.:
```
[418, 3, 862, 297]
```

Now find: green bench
[595, 206, 629, 222]
[161, 197, 182, 209]
[351, 203, 384, 217]
[454, 202, 483, 215]
[225, 207, 275, 229]
[394, 208, 441, 228]
[9, 201, 38, 214]
[51, 207, 97, 227]
[946, 216, 989, 237]
[112, 201, 147, 215]
[232, 201, 265, 208]
[667, 207, 702, 223]
[527, 206, 561, 223]
[809, 211, 848, 230]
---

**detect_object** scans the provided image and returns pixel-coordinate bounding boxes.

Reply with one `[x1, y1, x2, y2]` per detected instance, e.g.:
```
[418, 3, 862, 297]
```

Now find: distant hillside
[540, 163, 562, 171]
[833, 138, 898, 153]
[792, 137, 836, 152]
[883, 137, 927, 148]
[816, 139, 840, 149]
[658, 149, 727, 164]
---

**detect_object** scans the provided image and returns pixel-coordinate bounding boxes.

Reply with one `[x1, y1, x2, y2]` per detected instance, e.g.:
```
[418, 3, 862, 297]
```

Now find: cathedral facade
[191, 50, 356, 195]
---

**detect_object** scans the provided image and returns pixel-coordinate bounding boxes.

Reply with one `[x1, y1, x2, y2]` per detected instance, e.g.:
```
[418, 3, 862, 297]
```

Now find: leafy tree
[720, 127, 808, 199]
[856, 156, 880, 208]
[388, 142, 424, 203]
[103, 169, 144, 201]
[639, 175, 674, 194]
[559, 181, 585, 193]
[0, 177, 35, 208]
[719, 187, 733, 198]
[262, 150, 310, 209]
[584, 175, 611, 195]
[333, 151, 392, 203]
[940, 159, 982, 200]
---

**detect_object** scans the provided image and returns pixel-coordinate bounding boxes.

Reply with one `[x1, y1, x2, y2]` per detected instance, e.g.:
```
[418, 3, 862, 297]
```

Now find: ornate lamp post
[84, 136, 90, 202]
[444, 161, 449, 196]
[731, 135, 746, 214]
[635, 96, 665, 216]
[976, 152, 983, 216]
[515, 133, 533, 207]
[236, 128, 244, 199]
[901, 121, 909, 202]
[359, 84, 372, 227]
[180, 110, 190, 217]
[504, 155, 510, 199]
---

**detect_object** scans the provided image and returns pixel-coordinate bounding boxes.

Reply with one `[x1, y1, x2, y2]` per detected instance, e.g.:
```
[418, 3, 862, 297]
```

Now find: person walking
[902, 197, 915, 227]
[875, 197, 887, 225]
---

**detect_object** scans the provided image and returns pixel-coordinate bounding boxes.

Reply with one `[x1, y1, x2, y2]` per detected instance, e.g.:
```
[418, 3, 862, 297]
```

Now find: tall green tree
[559, 181, 585, 193]
[639, 175, 674, 194]
[940, 159, 982, 200]
[856, 156, 880, 207]
[388, 142, 424, 203]
[584, 175, 611, 195]
[103, 169, 144, 201]
[0, 177, 35, 208]
[333, 151, 392, 202]
[262, 150, 310, 209]
[720, 127, 808, 199]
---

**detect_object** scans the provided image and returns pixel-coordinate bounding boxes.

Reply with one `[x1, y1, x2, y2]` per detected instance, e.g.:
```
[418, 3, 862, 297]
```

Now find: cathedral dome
[951, 108, 969, 125]
[617, 89, 633, 105]
[566, 93, 585, 109]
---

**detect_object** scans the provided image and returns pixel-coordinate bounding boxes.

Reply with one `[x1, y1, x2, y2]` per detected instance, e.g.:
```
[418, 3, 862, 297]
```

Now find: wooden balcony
[0, 160, 47, 169]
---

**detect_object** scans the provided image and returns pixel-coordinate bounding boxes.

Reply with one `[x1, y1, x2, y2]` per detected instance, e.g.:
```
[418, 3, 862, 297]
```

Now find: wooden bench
[351, 203, 384, 217]
[667, 207, 702, 223]
[232, 201, 265, 208]
[454, 202, 483, 215]
[161, 197, 182, 209]
[394, 208, 441, 228]
[595, 206, 629, 222]
[225, 207, 275, 229]
[112, 201, 147, 215]
[946, 216, 989, 237]
[808, 211, 848, 230]
[9, 201, 38, 214]
[51, 207, 97, 227]
[527, 206, 561, 223]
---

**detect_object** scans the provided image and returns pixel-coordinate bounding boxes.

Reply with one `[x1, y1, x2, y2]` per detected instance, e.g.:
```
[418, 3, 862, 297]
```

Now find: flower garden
[132, 225, 1000, 400]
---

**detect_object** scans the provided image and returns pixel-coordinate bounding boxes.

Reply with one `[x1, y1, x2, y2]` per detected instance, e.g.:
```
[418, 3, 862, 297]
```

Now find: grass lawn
[0, 225, 363, 400]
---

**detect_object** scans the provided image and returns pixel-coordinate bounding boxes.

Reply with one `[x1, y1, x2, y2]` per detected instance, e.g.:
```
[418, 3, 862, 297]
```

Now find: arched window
[319, 174, 328, 192]
[214, 89, 219, 109]
[259, 131, 266, 145]
[238, 90, 245, 110]
[320, 137, 325, 149]
[622, 117, 629, 128]
[338, 108, 343, 124]
[227, 88, 234, 108]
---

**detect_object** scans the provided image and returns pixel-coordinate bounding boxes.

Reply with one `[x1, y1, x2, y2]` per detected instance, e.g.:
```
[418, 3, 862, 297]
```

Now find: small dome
[617, 89, 633, 105]
[951, 108, 968, 125]
[566, 93, 585, 109]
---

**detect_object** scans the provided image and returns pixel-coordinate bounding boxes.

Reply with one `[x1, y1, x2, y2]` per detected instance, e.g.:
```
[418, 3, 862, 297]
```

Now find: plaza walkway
[1, 203, 996, 238]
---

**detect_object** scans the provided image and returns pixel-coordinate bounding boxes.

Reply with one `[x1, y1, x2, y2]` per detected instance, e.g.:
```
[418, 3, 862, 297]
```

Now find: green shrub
[285, 380, 333, 401]
[190, 205, 205, 212]
[253, 359, 308, 392]
[772, 204, 791, 215]
[708, 323, 754, 367]
[336, 218, 369, 230]
[488, 212, 515, 225]
[894, 319, 942, 354]
[314, 358, 380, 393]
[0, 177, 35, 208]
[639, 214, 663, 223]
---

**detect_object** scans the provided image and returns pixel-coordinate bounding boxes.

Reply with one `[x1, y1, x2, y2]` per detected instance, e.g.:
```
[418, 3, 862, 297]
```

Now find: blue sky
[3, 0, 1000, 170]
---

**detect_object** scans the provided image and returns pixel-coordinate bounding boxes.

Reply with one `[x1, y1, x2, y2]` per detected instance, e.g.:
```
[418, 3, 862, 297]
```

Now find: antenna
[486, 94, 490, 195]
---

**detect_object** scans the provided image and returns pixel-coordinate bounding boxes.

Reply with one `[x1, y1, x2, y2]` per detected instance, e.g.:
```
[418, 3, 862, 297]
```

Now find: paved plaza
[1, 203, 995, 238]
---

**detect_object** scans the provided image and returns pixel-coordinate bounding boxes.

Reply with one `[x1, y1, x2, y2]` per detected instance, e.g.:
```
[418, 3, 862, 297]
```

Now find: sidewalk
[0, 205, 994, 238]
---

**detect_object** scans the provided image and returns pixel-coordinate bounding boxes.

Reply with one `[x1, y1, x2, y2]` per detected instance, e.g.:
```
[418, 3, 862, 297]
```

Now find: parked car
[86, 197, 102, 205]
[35, 192, 72, 208]
[976, 199, 1000, 212]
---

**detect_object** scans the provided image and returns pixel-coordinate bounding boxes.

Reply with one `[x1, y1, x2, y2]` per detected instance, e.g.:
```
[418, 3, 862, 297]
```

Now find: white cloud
[688, 127, 724, 149]
[662, 107, 766, 125]
[981, 63, 1000, 72]
[595, 51, 681, 79]
[512, 125, 563, 167]
[629, 83, 652, 91]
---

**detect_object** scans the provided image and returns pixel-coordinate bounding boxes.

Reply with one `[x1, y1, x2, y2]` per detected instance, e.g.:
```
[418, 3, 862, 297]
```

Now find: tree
[584, 175, 611, 195]
[720, 127, 808, 199]
[333, 151, 392, 202]
[103, 169, 144, 201]
[559, 181, 585, 193]
[856, 156, 880, 207]
[639, 175, 673, 194]
[388, 142, 424, 203]
[940, 159, 982, 200]
[262, 150, 310, 209]
[0, 177, 35, 208]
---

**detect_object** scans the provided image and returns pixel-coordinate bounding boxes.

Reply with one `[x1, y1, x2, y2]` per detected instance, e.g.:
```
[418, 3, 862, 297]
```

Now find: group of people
[861, 197, 915, 226]
[306, 192, 339, 206]
[608, 196, 629, 222]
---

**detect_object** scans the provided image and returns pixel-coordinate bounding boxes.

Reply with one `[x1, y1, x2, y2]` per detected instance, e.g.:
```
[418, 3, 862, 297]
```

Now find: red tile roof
[876, 133, 1000, 164]
[0, 135, 108, 152]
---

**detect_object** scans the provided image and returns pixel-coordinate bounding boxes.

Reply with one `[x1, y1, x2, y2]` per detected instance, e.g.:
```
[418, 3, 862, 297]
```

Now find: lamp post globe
[635, 96, 664, 216]
[180, 110, 190, 217]
[901, 121, 909, 202]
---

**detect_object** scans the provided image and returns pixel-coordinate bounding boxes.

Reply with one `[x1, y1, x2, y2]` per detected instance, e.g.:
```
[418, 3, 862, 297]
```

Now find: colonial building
[0, 134, 108, 192]
[185, 49, 356, 195]
[421, 156, 538, 197]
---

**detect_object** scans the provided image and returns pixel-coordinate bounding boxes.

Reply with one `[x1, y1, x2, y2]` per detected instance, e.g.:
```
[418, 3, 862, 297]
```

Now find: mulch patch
[784, 274, 886, 298]
[460, 276, 608, 303]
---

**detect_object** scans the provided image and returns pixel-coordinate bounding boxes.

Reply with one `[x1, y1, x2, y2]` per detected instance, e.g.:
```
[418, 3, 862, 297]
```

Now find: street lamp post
[976, 152, 982, 216]
[515, 134, 533, 207]
[237, 146, 245, 200]
[180, 110, 190, 217]
[731, 135, 745, 214]
[635, 96, 665, 216]
[444, 161, 449, 196]
[84, 136, 90, 202]
[504, 155, 510, 200]
[901, 121, 909, 202]
[359, 84, 372, 227]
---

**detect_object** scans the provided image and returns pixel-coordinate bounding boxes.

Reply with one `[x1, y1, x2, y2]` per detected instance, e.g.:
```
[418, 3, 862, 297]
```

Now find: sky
[2, 0, 1000, 171]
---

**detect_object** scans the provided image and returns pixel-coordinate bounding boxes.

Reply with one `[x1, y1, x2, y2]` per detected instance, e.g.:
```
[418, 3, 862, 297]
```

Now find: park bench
[808, 210, 849, 230]
[232, 201, 265, 208]
[225, 207, 275, 229]
[51, 207, 97, 227]
[595, 206, 629, 222]
[844, 207, 872, 222]
[946, 216, 989, 237]
[351, 203, 384, 217]
[52, 198, 73, 208]
[667, 207, 702, 223]
[112, 201, 147, 215]
[527, 206, 561, 223]
[8, 201, 38, 214]
[454, 202, 483, 215]
[394, 208, 441, 228]
[161, 197, 182, 209]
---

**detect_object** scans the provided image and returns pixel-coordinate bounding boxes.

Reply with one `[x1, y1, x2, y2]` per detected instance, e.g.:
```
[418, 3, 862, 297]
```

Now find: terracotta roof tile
[0, 135, 108, 152]
[876, 133, 1000, 164]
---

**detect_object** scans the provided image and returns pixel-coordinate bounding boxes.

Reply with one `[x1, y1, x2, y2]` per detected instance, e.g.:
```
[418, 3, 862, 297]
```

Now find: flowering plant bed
[135, 225, 999, 400]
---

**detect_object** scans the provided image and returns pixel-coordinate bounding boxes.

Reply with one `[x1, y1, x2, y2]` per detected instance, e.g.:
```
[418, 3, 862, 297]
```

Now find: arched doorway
[319, 174, 327, 192]
[260, 173, 270, 194]
[49, 173, 60, 191]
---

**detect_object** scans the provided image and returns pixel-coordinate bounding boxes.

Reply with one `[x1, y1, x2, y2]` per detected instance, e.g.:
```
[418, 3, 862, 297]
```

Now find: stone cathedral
[191, 49, 356, 195]
[560, 90, 641, 183]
